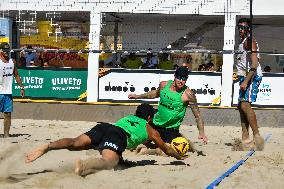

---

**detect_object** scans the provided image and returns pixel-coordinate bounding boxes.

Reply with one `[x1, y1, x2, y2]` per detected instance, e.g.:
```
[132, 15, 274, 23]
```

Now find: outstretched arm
[185, 89, 208, 143]
[128, 81, 167, 99]
[146, 124, 185, 160]
[128, 89, 159, 99]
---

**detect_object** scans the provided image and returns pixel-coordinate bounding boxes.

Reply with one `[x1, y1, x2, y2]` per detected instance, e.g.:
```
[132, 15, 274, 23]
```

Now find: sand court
[0, 119, 283, 189]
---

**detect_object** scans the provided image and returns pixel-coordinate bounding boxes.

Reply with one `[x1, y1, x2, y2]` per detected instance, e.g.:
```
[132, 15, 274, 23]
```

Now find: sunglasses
[176, 75, 188, 81]
[238, 25, 250, 31]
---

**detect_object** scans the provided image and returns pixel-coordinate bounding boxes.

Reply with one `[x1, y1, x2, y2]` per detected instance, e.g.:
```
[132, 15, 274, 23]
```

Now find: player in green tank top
[153, 79, 187, 130]
[128, 67, 208, 155]
[25, 104, 185, 176]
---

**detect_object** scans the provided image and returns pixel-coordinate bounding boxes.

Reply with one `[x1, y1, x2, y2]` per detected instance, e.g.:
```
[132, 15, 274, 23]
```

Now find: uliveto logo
[104, 142, 118, 150]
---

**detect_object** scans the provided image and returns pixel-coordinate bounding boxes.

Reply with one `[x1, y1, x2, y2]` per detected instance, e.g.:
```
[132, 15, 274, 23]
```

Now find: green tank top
[114, 115, 148, 149]
[153, 80, 187, 129]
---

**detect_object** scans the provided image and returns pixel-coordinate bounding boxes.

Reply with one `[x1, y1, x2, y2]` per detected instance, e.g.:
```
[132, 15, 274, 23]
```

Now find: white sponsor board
[99, 70, 222, 105]
[99, 72, 160, 102]
[232, 75, 284, 106]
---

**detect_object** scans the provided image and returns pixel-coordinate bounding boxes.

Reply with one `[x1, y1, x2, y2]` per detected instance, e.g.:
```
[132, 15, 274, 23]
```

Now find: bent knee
[3, 112, 11, 119]
[239, 101, 250, 109]
[71, 139, 80, 147]
[70, 135, 92, 150]
[71, 139, 87, 149]
[104, 158, 119, 169]
[101, 150, 120, 168]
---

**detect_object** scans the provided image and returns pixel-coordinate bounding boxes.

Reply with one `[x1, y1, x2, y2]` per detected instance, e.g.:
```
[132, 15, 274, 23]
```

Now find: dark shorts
[85, 123, 128, 155]
[152, 125, 182, 144]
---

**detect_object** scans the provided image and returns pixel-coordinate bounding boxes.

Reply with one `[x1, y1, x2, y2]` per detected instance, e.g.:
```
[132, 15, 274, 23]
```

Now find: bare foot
[25, 144, 49, 163]
[241, 140, 256, 151]
[254, 135, 264, 151]
[242, 138, 252, 144]
[75, 159, 83, 176]
[232, 138, 255, 151]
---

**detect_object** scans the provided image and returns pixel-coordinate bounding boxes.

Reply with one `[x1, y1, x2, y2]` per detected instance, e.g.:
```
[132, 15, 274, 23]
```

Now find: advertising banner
[13, 69, 87, 100]
[232, 73, 284, 107]
[98, 69, 222, 105]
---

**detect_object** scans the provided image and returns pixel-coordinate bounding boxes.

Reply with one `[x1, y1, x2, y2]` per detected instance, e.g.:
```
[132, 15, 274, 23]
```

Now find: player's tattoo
[186, 89, 204, 131]
[185, 90, 197, 106]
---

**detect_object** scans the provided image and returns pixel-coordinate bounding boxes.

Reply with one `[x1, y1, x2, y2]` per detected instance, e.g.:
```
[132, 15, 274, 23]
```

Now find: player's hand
[198, 134, 208, 144]
[128, 94, 138, 99]
[179, 154, 189, 160]
[174, 151, 188, 160]
[20, 88, 25, 98]
[167, 146, 187, 160]
[240, 82, 248, 91]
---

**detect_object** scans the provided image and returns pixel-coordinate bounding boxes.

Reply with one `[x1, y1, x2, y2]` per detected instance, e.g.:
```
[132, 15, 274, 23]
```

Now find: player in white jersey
[0, 42, 25, 137]
[236, 18, 264, 150]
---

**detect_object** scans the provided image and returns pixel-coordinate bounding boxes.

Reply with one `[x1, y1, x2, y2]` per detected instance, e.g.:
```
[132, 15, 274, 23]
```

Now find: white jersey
[236, 37, 263, 77]
[0, 59, 14, 94]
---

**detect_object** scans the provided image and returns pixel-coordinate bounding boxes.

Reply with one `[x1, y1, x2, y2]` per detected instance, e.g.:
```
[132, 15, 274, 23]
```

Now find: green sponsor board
[12, 69, 87, 100]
